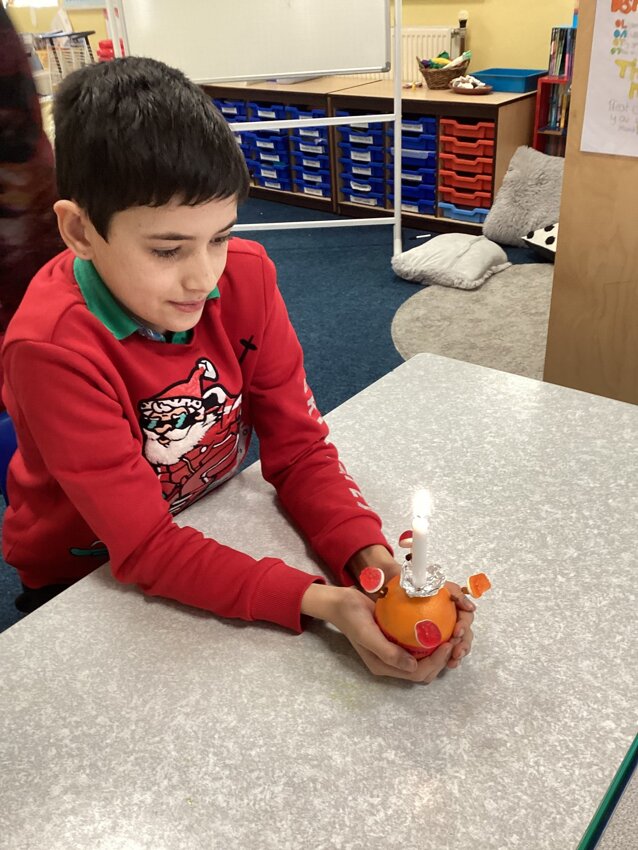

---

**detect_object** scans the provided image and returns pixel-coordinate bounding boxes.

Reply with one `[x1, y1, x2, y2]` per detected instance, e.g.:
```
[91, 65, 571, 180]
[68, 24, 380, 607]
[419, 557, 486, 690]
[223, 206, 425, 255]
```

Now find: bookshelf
[533, 25, 576, 157]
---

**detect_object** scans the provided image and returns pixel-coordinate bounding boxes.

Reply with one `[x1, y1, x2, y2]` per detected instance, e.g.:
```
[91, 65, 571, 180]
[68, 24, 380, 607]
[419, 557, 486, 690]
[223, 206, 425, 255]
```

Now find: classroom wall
[9, 1, 574, 73]
[7, 4, 107, 52]
[402, 0, 575, 71]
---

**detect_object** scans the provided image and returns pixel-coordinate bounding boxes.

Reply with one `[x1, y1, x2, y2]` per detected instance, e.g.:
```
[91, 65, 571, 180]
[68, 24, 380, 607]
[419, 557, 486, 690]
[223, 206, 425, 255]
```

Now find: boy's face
[84, 196, 238, 334]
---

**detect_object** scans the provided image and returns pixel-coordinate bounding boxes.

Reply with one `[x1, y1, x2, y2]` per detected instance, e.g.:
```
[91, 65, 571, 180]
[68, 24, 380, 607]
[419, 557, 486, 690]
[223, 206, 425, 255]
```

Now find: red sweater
[2, 240, 387, 630]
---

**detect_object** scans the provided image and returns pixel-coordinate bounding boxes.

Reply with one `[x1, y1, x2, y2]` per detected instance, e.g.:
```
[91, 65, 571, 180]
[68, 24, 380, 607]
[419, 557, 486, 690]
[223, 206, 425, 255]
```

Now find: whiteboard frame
[106, 0, 403, 256]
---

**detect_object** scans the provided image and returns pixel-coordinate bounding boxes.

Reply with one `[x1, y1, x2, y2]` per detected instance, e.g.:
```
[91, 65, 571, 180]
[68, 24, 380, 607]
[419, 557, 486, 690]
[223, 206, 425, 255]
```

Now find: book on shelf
[548, 26, 576, 78]
[544, 81, 571, 131]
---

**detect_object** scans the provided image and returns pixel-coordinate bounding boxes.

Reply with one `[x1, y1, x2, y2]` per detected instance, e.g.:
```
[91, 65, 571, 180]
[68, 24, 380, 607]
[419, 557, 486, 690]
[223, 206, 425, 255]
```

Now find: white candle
[410, 489, 432, 585]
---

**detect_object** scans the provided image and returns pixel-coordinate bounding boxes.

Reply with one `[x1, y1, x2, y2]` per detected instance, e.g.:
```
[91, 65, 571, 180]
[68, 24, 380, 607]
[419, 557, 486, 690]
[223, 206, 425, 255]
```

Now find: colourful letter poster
[581, 0, 638, 157]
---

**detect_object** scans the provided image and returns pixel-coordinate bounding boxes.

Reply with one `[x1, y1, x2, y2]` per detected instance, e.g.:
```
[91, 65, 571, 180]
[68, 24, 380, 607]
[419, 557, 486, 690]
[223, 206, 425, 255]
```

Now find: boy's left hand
[347, 545, 475, 669]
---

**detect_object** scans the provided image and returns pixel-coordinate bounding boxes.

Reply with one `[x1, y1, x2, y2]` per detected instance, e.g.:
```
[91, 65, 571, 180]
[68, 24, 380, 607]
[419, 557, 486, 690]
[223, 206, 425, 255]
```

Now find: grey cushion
[483, 146, 564, 247]
[391, 232, 510, 290]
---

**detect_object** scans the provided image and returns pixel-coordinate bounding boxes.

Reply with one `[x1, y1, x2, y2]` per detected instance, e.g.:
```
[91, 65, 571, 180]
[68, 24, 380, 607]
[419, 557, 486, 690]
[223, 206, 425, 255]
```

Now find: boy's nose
[183, 252, 223, 293]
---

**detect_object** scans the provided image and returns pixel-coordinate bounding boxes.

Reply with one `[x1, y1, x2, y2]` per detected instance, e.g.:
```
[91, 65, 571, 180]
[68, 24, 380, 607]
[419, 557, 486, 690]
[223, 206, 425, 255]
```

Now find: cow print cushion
[522, 223, 559, 262]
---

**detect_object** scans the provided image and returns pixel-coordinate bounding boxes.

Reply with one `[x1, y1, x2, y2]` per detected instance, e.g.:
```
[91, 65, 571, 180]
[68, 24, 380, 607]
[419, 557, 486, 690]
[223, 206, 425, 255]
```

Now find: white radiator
[350, 27, 457, 85]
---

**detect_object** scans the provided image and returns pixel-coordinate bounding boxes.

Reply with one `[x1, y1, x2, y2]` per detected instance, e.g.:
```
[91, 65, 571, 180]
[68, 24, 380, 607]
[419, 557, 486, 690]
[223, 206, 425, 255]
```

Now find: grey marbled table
[1, 354, 637, 850]
[596, 767, 638, 850]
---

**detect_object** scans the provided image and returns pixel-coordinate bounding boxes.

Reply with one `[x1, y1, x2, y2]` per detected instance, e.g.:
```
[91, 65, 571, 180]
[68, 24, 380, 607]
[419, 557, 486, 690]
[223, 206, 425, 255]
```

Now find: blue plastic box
[248, 102, 288, 120]
[290, 136, 329, 156]
[338, 157, 385, 180]
[388, 194, 435, 216]
[387, 165, 436, 186]
[341, 173, 385, 195]
[387, 183, 436, 203]
[438, 202, 489, 224]
[342, 188, 385, 208]
[291, 152, 330, 171]
[338, 127, 385, 147]
[472, 68, 546, 92]
[292, 165, 331, 185]
[338, 142, 385, 164]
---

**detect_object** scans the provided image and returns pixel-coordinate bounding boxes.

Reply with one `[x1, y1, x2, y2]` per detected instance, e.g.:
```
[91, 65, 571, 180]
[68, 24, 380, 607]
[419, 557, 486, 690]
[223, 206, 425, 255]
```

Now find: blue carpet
[0, 197, 539, 632]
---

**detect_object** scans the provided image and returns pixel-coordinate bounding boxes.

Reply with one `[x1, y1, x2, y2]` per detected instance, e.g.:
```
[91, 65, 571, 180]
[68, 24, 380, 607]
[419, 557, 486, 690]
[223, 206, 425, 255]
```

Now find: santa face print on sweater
[138, 357, 245, 513]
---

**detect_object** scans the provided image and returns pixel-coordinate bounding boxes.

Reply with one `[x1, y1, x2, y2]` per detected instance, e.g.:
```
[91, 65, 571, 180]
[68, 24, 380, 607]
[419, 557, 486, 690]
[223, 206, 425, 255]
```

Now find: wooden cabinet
[203, 78, 536, 233]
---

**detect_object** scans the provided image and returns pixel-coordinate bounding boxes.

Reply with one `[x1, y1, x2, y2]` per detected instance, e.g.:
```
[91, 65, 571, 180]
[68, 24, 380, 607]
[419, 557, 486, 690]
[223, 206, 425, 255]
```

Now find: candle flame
[413, 489, 432, 519]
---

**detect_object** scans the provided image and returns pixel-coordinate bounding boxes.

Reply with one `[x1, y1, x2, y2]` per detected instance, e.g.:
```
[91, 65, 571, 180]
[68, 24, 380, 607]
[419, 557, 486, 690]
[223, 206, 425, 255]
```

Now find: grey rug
[391, 263, 554, 380]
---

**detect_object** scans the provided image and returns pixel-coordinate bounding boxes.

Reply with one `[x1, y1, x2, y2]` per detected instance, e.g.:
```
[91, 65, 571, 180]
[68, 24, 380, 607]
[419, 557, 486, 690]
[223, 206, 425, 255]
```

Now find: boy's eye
[152, 247, 180, 259]
[212, 233, 232, 245]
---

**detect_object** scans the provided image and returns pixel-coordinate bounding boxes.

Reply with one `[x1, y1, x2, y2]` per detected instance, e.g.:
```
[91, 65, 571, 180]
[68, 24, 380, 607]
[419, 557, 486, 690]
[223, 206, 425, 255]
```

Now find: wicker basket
[418, 59, 470, 90]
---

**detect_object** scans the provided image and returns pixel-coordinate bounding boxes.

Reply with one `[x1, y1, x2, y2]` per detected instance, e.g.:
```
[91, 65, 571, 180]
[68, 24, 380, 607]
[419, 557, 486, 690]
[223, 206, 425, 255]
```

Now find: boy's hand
[301, 583, 464, 683]
[444, 581, 475, 669]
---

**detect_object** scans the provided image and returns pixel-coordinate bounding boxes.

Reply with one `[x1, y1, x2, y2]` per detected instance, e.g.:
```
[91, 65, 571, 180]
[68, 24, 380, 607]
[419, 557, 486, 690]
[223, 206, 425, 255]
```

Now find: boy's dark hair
[53, 56, 250, 238]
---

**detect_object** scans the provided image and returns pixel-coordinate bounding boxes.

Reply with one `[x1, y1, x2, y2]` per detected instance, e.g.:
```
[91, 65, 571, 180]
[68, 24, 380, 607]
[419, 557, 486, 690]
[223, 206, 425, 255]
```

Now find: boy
[1, 57, 474, 681]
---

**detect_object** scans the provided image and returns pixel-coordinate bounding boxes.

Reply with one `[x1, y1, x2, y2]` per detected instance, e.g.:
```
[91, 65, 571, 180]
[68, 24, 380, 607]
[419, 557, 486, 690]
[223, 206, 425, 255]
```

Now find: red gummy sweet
[359, 566, 385, 594]
[414, 619, 442, 649]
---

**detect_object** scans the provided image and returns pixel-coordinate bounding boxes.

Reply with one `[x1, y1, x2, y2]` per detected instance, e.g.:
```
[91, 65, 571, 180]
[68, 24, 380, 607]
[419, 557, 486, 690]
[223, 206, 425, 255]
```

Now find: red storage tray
[439, 118, 496, 140]
[439, 135, 495, 158]
[439, 169, 493, 193]
[439, 152, 494, 175]
[438, 184, 492, 208]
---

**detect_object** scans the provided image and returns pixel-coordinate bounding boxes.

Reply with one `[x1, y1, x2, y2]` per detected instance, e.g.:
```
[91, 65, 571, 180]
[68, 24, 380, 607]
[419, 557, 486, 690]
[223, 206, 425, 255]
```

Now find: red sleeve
[248, 251, 391, 585]
[3, 340, 323, 632]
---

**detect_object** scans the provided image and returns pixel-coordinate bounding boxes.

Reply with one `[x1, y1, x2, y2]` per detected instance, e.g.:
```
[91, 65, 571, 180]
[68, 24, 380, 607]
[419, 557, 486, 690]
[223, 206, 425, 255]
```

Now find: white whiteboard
[119, 0, 390, 83]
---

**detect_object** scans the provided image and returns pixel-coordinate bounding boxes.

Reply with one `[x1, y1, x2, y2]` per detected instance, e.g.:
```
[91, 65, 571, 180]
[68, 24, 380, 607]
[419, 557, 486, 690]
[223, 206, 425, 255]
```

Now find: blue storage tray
[290, 136, 329, 156]
[292, 165, 331, 184]
[472, 68, 546, 92]
[247, 159, 291, 181]
[335, 110, 389, 131]
[291, 152, 330, 171]
[438, 201, 489, 223]
[338, 158, 385, 179]
[399, 115, 437, 135]
[250, 148, 289, 165]
[387, 183, 436, 202]
[341, 173, 385, 195]
[342, 188, 385, 208]
[255, 174, 292, 192]
[387, 165, 436, 186]
[248, 102, 288, 120]
[293, 179, 331, 198]
[389, 146, 437, 168]
[338, 127, 385, 146]
[287, 106, 326, 120]
[213, 99, 247, 118]
[387, 132, 437, 152]
[388, 195, 436, 216]
[244, 132, 289, 153]
[338, 142, 385, 164]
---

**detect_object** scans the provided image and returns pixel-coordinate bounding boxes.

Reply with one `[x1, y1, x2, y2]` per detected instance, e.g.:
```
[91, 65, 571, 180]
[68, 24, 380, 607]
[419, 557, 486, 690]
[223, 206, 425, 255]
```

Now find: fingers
[355, 622, 418, 674]
[446, 581, 476, 611]
[354, 638, 456, 683]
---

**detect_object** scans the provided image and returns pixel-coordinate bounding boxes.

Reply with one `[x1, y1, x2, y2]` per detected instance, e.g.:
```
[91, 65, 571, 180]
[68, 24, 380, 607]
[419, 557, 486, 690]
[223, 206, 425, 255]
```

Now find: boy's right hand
[301, 584, 460, 683]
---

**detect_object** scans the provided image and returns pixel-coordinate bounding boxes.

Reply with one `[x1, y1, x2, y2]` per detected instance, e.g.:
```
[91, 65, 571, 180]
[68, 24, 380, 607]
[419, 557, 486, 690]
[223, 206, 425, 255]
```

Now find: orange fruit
[374, 576, 457, 659]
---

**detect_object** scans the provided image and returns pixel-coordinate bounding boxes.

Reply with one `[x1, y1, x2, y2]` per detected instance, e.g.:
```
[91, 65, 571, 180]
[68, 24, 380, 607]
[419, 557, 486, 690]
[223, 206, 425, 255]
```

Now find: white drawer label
[299, 143, 323, 154]
[258, 109, 276, 118]
[256, 140, 275, 149]
[351, 134, 373, 144]
[222, 107, 238, 115]
[351, 150, 372, 162]
[350, 181, 371, 192]
[261, 168, 277, 179]
[260, 153, 281, 162]
[264, 180, 283, 189]
[304, 172, 321, 183]
[302, 158, 320, 168]
[352, 165, 372, 176]
[299, 129, 320, 138]
[304, 186, 325, 197]
[351, 195, 377, 206]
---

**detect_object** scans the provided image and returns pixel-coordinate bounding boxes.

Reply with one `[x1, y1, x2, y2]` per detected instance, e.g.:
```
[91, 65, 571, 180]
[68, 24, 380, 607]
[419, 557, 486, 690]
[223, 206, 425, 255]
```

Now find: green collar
[73, 257, 219, 343]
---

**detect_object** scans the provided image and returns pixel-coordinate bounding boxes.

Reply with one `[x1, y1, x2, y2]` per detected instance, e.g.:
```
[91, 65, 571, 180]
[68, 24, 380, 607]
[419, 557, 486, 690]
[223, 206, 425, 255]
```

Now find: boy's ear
[53, 200, 98, 259]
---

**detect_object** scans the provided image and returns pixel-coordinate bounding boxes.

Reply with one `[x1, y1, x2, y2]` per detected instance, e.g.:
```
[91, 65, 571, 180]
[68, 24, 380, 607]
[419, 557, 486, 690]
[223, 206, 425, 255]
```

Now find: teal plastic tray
[473, 68, 546, 92]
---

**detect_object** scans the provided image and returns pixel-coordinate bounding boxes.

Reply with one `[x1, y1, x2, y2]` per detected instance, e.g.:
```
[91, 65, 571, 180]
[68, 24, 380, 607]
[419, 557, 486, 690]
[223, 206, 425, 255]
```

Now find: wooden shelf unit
[203, 78, 536, 233]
